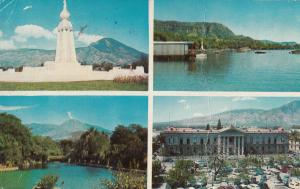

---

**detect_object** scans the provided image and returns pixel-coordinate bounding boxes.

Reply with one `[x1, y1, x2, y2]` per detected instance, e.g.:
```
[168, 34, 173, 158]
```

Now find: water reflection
[154, 50, 300, 91]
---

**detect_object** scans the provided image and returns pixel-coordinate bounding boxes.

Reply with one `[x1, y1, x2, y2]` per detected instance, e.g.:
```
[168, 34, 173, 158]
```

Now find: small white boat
[196, 40, 207, 60]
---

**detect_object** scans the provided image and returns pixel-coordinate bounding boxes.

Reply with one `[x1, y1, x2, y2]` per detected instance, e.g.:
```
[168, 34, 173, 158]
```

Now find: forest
[154, 20, 300, 50]
[0, 113, 147, 171]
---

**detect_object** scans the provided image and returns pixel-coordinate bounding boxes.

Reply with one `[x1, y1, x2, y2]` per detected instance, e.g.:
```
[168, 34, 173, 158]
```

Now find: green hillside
[154, 20, 300, 50]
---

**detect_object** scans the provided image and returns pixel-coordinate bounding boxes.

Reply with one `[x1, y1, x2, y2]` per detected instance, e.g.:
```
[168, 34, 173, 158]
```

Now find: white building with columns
[161, 126, 289, 157]
[0, 0, 146, 82]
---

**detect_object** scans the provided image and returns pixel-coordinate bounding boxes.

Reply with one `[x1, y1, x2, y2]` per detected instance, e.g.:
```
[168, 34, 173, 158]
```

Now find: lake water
[0, 162, 113, 189]
[154, 50, 300, 91]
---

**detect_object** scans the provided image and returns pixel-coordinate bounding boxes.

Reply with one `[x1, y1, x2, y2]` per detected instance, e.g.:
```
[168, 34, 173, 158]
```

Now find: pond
[0, 162, 114, 189]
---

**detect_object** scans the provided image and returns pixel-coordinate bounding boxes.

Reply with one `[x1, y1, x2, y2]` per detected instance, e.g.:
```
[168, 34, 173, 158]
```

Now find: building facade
[162, 126, 289, 157]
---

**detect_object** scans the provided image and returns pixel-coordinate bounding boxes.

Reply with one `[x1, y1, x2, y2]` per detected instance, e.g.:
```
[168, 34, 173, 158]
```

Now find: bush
[100, 171, 146, 189]
[34, 175, 59, 189]
[93, 63, 113, 71]
[113, 76, 148, 85]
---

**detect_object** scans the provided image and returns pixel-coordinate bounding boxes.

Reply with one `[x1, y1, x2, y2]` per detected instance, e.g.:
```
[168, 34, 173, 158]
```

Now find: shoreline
[0, 162, 146, 174]
[72, 162, 146, 174]
[0, 166, 19, 172]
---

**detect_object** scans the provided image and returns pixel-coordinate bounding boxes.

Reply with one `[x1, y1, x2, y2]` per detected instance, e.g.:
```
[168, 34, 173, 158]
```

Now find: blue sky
[154, 96, 300, 122]
[155, 0, 300, 43]
[0, 0, 148, 52]
[0, 96, 148, 130]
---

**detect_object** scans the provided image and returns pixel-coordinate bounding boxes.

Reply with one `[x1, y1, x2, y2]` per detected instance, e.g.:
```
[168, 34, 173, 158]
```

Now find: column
[222, 137, 225, 155]
[226, 137, 229, 156]
[218, 135, 221, 154]
[238, 136, 240, 156]
[234, 136, 237, 155]
[242, 136, 244, 155]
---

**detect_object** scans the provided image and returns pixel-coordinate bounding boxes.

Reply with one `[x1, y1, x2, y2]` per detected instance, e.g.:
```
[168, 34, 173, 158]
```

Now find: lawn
[0, 80, 148, 91]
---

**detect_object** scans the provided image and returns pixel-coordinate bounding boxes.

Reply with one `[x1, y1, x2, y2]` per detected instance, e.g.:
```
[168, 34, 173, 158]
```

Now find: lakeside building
[0, 0, 145, 82]
[161, 126, 289, 157]
[154, 41, 193, 60]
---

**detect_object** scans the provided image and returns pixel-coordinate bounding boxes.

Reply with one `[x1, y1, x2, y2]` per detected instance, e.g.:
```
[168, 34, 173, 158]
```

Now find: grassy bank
[0, 80, 148, 91]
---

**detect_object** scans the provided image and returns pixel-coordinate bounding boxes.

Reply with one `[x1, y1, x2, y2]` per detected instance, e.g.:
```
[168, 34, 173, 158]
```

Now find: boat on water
[289, 50, 300, 54]
[196, 40, 207, 60]
[255, 51, 267, 54]
[237, 47, 251, 52]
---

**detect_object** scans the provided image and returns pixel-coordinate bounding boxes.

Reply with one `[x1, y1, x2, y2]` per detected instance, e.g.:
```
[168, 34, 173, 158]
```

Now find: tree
[59, 139, 74, 156]
[71, 127, 110, 164]
[217, 119, 222, 130]
[100, 170, 146, 189]
[110, 125, 147, 170]
[166, 160, 195, 188]
[33, 175, 59, 189]
[152, 160, 165, 187]
[0, 113, 33, 165]
[206, 124, 210, 130]
[152, 134, 165, 154]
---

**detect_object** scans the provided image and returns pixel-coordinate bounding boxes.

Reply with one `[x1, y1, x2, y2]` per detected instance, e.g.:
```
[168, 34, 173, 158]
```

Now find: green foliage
[0, 113, 62, 167]
[70, 125, 147, 170]
[109, 124, 147, 170]
[34, 175, 59, 189]
[217, 119, 222, 130]
[154, 20, 300, 50]
[132, 54, 149, 73]
[152, 160, 165, 186]
[166, 160, 195, 188]
[59, 139, 74, 156]
[152, 134, 165, 154]
[100, 171, 146, 189]
[291, 168, 300, 176]
[71, 128, 110, 164]
[93, 62, 114, 72]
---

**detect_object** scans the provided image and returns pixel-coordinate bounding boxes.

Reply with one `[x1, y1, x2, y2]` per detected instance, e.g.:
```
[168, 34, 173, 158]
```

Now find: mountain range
[0, 38, 147, 68]
[154, 20, 299, 49]
[26, 119, 112, 140]
[154, 100, 300, 130]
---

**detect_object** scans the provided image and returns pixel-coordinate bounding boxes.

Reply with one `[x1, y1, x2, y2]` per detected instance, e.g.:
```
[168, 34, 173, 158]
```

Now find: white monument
[0, 0, 146, 82]
[55, 0, 78, 67]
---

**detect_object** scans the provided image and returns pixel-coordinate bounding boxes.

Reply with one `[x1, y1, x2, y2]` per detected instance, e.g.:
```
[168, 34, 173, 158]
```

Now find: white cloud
[23, 5, 32, 11]
[76, 32, 103, 45]
[13, 24, 55, 43]
[193, 112, 204, 117]
[232, 97, 257, 102]
[67, 112, 73, 119]
[0, 40, 16, 50]
[0, 30, 3, 38]
[0, 105, 34, 111]
[178, 99, 187, 104]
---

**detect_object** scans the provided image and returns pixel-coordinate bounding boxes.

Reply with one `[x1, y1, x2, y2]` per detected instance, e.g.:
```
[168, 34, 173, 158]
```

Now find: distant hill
[154, 20, 300, 50]
[154, 100, 300, 130]
[26, 119, 112, 140]
[155, 20, 235, 38]
[0, 38, 147, 68]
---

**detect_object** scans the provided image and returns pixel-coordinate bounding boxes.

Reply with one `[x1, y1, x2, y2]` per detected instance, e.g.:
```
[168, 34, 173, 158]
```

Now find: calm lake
[0, 162, 113, 189]
[154, 50, 300, 91]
